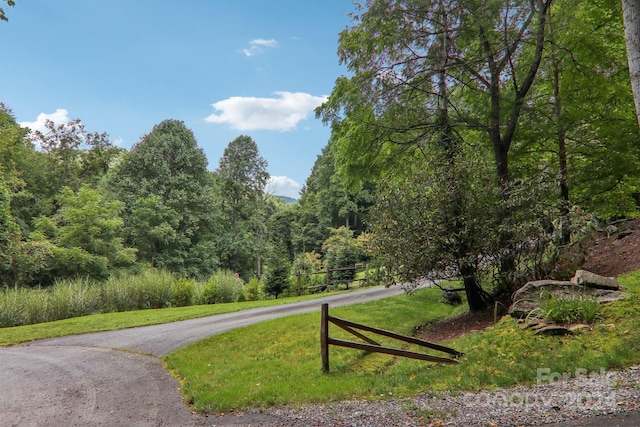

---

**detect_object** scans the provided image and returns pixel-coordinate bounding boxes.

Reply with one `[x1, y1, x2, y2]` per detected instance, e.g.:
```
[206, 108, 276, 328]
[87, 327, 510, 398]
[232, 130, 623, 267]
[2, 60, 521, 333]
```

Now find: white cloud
[242, 38, 278, 57]
[19, 108, 70, 133]
[266, 176, 300, 199]
[204, 91, 327, 132]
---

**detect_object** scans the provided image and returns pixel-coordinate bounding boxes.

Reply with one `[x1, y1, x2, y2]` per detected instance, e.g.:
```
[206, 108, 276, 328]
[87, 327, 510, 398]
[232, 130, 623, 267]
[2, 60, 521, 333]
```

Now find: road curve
[0, 285, 406, 426]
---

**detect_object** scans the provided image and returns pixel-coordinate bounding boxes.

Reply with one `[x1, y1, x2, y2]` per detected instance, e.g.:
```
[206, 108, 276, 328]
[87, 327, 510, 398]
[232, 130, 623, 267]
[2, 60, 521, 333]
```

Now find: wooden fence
[296, 263, 372, 296]
[320, 303, 463, 372]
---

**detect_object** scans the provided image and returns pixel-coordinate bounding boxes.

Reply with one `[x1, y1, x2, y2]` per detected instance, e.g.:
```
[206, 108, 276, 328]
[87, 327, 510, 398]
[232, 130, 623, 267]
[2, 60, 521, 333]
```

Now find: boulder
[572, 269, 621, 290]
[508, 273, 629, 318]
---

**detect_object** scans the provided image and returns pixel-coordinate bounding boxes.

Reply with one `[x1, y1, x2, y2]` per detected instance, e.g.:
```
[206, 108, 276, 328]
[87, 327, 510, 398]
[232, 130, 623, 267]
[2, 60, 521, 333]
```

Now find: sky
[0, 0, 357, 198]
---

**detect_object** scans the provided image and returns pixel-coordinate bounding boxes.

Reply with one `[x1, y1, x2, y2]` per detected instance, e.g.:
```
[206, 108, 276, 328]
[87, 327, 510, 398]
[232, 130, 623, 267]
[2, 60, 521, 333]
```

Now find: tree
[264, 259, 290, 299]
[0, 181, 20, 286]
[515, 0, 640, 232]
[0, 0, 14, 22]
[292, 144, 374, 255]
[28, 118, 117, 191]
[31, 185, 135, 282]
[109, 120, 218, 278]
[322, 227, 363, 286]
[623, 0, 640, 129]
[317, 0, 555, 309]
[215, 135, 269, 279]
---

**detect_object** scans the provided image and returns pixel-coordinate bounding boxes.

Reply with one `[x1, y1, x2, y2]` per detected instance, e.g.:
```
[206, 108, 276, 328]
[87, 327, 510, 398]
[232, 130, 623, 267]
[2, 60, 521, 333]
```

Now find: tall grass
[48, 279, 102, 320]
[103, 269, 174, 311]
[0, 268, 254, 328]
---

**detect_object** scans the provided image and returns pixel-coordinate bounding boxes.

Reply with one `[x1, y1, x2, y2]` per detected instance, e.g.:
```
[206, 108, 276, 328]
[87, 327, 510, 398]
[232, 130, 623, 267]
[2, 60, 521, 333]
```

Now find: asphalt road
[2, 284, 639, 426]
[0, 285, 406, 426]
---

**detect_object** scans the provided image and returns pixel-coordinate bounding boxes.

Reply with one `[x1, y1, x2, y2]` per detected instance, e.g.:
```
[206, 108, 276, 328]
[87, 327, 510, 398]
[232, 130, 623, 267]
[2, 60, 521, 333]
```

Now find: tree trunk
[623, 0, 640, 130]
[461, 264, 494, 312]
[550, 9, 571, 245]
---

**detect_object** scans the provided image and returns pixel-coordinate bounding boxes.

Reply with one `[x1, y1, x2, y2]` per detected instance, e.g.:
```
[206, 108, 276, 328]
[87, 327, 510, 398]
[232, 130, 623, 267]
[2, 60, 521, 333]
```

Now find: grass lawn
[165, 272, 640, 413]
[0, 291, 346, 346]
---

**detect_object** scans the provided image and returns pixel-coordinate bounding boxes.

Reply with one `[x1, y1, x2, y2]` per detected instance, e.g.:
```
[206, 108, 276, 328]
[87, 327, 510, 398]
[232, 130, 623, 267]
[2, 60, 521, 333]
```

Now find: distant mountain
[275, 195, 298, 204]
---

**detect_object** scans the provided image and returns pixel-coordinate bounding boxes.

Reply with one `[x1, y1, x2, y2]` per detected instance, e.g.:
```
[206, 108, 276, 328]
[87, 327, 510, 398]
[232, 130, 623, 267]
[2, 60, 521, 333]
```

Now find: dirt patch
[575, 218, 640, 277]
[416, 309, 498, 343]
[417, 219, 640, 343]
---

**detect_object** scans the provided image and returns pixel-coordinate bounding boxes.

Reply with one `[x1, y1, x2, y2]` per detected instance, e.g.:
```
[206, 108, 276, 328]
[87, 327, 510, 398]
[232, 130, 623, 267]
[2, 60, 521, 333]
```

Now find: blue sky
[0, 1, 356, 198]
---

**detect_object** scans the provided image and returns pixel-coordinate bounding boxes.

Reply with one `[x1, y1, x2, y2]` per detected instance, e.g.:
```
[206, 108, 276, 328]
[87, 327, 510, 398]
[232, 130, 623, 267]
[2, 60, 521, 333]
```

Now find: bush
[20, 289, 50, 325]
[245, 277, 263, 301]
[0, 289, 25, 327]
[171, 278, 195, 307]
[264, 263, 290, 299]
[196, 270, 245, 305]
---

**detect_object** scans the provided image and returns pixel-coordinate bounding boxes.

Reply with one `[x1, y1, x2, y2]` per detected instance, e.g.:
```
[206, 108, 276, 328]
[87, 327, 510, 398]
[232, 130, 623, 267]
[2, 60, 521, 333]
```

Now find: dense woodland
[1, 0, 640, 311]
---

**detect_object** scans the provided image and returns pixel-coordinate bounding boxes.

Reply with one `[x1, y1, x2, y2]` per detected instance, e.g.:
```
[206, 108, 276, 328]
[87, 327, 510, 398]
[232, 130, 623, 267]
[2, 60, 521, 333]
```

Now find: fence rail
[320, 303, 463, 372]
[296, 263, 373, 296]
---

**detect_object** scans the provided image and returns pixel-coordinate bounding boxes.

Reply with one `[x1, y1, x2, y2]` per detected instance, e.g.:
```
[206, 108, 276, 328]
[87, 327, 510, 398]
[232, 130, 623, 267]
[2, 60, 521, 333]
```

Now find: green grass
[165, 273, 640, 413]
[0, 291, 346, 346]
[536, 289, 602, 324]
[165, 289, 467, 412]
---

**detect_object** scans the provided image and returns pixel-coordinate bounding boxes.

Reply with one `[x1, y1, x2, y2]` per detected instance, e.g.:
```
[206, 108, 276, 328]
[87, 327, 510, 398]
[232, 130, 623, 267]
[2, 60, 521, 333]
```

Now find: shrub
[103, 268, 174, 311]
[245, 277, 263, 301]
[196, 270, 245, 305]
[21, 289, 50, 325]
[264, 263, 290, 299]
[172, 278, 195, 307]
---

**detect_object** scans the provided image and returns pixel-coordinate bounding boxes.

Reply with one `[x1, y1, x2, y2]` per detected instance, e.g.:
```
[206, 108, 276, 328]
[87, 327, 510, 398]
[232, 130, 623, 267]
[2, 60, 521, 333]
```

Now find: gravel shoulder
[205, 364, 640, 426]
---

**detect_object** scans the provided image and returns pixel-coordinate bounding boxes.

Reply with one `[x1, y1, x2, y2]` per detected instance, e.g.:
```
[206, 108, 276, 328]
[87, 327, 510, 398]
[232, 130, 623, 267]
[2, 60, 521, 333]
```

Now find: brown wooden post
[297, 271, 301, 296]
[365, 263, 369, 287]
[326, 265, 330, 288]
[321, 303, 329, 372]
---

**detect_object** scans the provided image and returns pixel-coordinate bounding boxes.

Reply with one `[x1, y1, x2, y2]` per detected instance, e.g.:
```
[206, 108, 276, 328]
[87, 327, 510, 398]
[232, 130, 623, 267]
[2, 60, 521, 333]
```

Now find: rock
[568, 324, 591, 334]
[509, 280, 572, 318]
[442, 287, 462, 305]
[572, 269, 620, 290]
[534, 325, 573, 336]
[508, 278, 629, 318]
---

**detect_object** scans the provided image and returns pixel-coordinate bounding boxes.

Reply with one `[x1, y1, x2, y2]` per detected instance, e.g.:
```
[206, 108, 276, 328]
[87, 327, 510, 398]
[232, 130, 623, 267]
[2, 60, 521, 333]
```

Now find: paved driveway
[0, 286, 405, 426]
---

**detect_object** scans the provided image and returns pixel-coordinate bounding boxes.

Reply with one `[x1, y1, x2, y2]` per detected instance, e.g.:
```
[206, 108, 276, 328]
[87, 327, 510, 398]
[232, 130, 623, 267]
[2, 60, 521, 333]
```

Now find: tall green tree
[293, 144, 373, 256]
[623, 0, 640, 129]
[30, 185, 134, 283]
[109, 120, 218, 277]
[215, 135, 269, 279]
[317, 0, 554, 308]
[515, 0, 639, 227]
[0, 180, 20, 286]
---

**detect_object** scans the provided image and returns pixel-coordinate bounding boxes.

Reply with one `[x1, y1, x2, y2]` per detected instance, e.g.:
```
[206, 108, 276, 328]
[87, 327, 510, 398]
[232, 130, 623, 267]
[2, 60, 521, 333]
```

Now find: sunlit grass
[166, 272, 640, 413]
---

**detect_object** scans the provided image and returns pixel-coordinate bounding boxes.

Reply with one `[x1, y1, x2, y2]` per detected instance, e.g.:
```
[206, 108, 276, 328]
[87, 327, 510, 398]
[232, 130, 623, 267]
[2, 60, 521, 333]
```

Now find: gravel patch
[208, 364, 640, 426]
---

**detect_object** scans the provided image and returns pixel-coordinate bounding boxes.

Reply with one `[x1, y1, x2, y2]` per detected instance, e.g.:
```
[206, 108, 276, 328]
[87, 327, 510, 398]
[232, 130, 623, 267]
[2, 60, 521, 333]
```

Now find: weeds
[538, 289, 601, 324]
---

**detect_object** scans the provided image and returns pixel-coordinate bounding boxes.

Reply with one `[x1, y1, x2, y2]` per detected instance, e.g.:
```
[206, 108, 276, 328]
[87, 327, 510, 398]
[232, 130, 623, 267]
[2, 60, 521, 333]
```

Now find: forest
[1, 0, 640, 316]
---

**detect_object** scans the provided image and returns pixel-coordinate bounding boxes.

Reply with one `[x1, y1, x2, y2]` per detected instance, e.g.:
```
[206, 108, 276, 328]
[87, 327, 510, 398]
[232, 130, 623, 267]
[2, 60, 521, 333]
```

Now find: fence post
[297, 271, 301, 296]
[365, 263, 369, 286]
[326, 265, 330, 288]
[321, 303, 329, 373]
